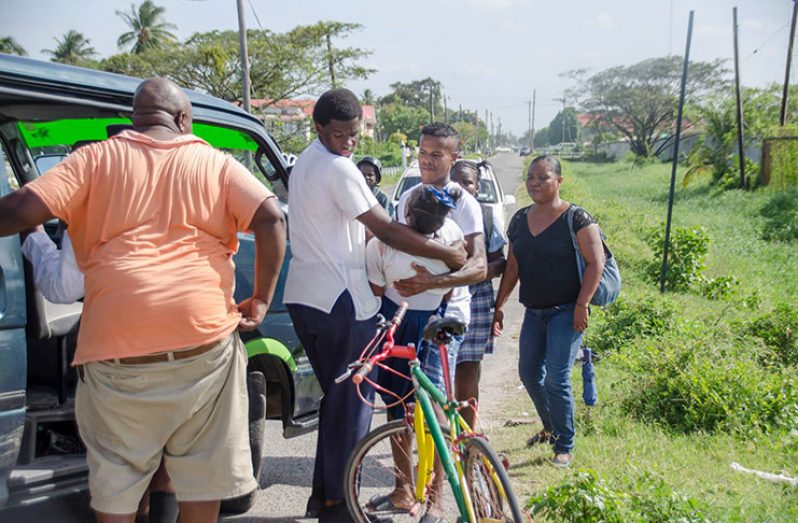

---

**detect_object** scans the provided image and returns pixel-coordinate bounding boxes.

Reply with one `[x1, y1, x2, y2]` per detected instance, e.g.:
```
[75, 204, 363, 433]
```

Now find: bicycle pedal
[500, 455, 510, 471]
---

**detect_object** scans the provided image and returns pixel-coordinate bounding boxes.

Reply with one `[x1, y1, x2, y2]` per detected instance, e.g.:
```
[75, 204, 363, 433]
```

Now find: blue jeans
[518, 304, 583, 454]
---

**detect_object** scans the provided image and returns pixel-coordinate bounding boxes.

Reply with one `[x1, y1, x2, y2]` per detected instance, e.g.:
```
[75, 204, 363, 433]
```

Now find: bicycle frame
[410, 357, 474, 523]
[345, 304, 503, 523]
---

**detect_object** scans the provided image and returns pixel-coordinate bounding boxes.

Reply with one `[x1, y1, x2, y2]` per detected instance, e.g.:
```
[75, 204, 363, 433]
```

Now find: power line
[247, 0, 264, 31]
[744, 20, 790, 61]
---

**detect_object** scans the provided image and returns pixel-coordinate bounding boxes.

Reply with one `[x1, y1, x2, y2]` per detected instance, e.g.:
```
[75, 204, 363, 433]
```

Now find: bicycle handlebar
[352, 362, 373, 384]
[348, 301, 413, 385]
[392, 301, 408, 326]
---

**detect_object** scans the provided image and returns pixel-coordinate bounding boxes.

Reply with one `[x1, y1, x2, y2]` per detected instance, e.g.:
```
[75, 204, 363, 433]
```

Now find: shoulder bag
[566, 205, 621, 307]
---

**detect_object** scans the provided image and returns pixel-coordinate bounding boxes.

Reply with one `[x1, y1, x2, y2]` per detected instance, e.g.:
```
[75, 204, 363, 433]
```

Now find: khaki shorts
[76, 332, 257, 514]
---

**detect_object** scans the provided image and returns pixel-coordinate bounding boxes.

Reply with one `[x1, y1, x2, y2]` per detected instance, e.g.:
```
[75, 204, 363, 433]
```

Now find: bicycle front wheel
[344, 419, 456, 523]
[462, 436, 523, 523]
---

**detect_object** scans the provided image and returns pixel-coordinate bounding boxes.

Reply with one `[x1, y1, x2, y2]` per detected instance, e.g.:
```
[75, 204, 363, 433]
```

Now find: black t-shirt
[507, 204, 595, 309]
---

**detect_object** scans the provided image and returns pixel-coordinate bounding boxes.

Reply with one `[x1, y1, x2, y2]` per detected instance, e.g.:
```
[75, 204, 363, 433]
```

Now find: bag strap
[567, 205, 585, 281]
[480, 203, 493, 251]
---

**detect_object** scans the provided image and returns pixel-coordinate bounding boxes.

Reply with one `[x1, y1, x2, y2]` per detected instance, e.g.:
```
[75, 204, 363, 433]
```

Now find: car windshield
[477, 178, 498, 203]
[17, 117, 281, 196]
[394, 175, 421, 200]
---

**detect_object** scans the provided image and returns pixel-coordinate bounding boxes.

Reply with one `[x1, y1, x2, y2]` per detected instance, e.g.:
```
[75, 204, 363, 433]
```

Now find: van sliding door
[0, 148, 27, 507]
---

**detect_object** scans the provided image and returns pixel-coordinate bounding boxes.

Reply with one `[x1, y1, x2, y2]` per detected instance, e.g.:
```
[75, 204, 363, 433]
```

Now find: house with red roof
[250, 98, 376, 140]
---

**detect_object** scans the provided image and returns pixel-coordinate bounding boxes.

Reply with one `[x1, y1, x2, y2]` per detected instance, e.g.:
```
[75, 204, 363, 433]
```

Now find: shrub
[528, 469, 711, 523]
[760, 188, 798, 242]
[585, 294, 678, 353]
[647, 225, 709, 291]
[738, 304, 798, 367]
[699, 275, 740, 301]
[619, 335, 798, 435]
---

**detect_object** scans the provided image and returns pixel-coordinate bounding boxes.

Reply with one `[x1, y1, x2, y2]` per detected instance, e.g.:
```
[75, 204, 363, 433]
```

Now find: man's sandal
[526, 430, 550, 447]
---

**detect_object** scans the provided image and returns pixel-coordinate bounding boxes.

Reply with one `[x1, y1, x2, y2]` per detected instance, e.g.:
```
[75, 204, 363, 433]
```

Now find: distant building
[250, 98, 377, 140]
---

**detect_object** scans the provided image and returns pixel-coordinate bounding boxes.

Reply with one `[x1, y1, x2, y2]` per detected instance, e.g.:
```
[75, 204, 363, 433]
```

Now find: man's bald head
[132, 77, 193, 136]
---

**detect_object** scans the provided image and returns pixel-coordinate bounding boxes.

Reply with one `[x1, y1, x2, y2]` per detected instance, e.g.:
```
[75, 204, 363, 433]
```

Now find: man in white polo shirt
[284, 89, 466, 523]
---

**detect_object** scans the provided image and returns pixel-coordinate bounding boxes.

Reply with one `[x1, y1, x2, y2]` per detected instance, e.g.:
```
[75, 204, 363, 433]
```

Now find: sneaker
[550, 453, 573, 467]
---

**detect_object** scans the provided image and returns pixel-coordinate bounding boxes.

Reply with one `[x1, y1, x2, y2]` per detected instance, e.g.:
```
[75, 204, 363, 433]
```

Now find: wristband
[576, 303, 589, 310]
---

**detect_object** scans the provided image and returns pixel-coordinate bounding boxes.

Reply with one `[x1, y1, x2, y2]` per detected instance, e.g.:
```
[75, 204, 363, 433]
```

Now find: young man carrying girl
[284, 90, 466, 523]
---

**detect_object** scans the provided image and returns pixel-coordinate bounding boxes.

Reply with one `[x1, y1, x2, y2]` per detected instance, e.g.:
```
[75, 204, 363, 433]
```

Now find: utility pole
[531, 89, 536, 150]
[526, 99, 532, 147]
[326, 33, 337, 88]
[429, 82, 435, 122]
[490, 111, 494, 147]
[781, 0, 798, 126]
[475, 110, 479, 153]
[459, 103, 463, 123]
[660, 10, 695, 293]
[485, 109, 489, 151]
[236, 0, 251, 113]
[444, 95, 449, 124]
[732, 7, 747, 188]
[552, 96, 567, 144]
[497, 117, 502, 143]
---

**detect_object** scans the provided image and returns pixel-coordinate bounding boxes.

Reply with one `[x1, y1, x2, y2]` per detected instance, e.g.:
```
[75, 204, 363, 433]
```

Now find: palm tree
[362, 89, 375, 106]
[116, 0, 178, 54]
[42, 30, 97, 65]
[0, 36, 27, 56]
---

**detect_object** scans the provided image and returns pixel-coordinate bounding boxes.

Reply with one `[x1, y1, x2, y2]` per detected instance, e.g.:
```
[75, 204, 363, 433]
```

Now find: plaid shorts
[457, 280, 496, 363]
[418, 333, 463, 396]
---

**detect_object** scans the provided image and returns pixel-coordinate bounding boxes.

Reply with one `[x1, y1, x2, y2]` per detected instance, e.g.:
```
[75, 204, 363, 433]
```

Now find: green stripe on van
[245, 338, 297, 373]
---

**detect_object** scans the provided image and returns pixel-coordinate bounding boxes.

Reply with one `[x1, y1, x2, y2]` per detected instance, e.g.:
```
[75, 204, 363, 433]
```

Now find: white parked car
[390, 160, 516, 234]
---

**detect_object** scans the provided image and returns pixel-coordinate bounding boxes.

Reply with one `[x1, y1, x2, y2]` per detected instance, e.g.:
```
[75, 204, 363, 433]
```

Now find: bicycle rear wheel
[461, 436, 523, 523]
[344, 419, 456, 523]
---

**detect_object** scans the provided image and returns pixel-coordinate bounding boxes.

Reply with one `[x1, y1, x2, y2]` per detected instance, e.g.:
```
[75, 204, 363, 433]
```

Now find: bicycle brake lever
[334, 368, 354, 384]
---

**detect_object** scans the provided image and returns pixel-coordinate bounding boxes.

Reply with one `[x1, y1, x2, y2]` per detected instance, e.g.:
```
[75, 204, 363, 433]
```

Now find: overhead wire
[744, 20, 790, 61]
[247, 0, 264, 31]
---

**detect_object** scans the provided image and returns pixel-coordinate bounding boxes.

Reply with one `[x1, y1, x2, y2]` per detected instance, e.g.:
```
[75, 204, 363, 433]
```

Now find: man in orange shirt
[0, 78, 286, 523]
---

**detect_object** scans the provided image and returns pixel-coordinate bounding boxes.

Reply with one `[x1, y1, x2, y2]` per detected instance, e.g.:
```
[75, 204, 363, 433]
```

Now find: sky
[0, 0, 794, 137]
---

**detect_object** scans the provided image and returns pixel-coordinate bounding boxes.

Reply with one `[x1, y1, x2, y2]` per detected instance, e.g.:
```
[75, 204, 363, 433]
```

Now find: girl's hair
[451, 159, 492, 181]
[529, 154, 562, 176]
[407, 185, 461, 235]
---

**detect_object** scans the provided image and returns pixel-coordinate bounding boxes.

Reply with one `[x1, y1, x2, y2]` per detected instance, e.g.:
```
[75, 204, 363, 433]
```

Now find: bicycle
[336, 302, 523, 523]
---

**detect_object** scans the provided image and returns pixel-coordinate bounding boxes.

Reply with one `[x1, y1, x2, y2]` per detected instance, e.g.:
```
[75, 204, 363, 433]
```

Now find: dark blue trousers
[288, 291, 376, 506]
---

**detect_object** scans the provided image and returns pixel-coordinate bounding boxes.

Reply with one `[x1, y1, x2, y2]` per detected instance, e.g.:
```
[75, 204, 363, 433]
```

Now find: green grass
[493, 160, 798, 522]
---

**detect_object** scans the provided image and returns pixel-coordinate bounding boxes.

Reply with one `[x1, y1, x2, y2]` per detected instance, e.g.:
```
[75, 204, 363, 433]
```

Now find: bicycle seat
[422, 316, 467, 342]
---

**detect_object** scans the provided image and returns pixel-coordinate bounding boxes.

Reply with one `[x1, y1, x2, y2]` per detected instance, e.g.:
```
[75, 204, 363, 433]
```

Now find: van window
[2, 143, 18, 191]
[16, 118, 281, 195]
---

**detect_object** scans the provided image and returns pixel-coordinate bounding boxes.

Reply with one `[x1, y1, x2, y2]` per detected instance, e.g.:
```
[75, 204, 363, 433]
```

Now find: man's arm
[392, 232, 487, 297]
[357, 206, 467, 270]
[22, 231, 85, 304]
[238, 197, 287, 331]
[0, 187, 55, 237]
[485, 249, 507, 280]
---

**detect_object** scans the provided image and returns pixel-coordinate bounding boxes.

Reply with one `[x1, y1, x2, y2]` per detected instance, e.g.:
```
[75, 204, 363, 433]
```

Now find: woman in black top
[492, 155, 605, 467]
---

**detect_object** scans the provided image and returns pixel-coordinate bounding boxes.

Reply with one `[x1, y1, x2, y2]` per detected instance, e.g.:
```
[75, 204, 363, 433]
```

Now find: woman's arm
[573, 224, 605, 332]
[491, 242, 519, 337]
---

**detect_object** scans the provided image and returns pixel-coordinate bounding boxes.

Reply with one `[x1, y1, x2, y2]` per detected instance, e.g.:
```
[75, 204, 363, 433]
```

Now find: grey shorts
[76, 332, 257, 514]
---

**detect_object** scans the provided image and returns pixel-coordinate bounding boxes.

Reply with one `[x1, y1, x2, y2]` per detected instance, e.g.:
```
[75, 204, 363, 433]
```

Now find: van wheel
[220, 370, 267, 514]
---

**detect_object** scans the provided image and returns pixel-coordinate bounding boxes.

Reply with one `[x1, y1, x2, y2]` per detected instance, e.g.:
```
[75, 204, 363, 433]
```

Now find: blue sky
[1, 0, 793, 136]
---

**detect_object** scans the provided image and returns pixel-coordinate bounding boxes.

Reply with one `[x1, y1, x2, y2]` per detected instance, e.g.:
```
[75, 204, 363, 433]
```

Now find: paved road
[0, 152, 527, 523]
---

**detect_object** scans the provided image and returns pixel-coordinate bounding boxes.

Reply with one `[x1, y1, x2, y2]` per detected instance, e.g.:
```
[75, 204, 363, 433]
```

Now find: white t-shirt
[21, 230, 84, 304]
[396, 180, 483, 324]
[284, 139, 380, 320]
[366, 218, 464, 311]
